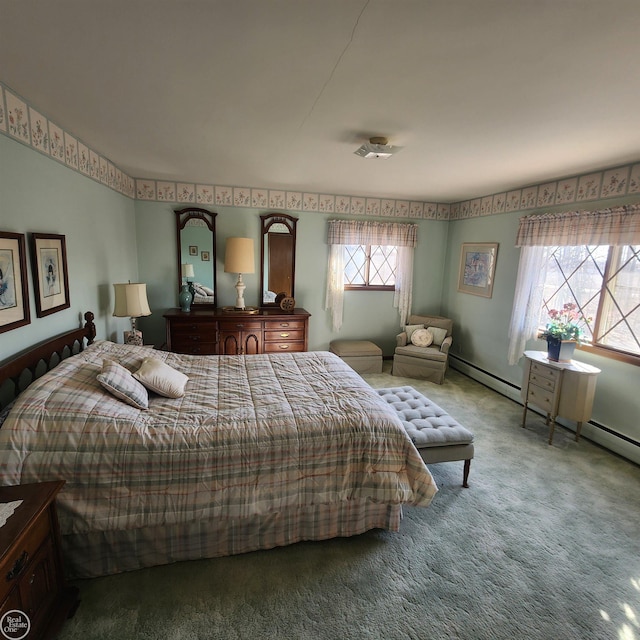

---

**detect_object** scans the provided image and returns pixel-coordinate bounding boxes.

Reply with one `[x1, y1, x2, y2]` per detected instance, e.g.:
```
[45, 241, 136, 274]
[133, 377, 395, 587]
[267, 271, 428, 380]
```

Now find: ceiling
[2, 0, 640, 203]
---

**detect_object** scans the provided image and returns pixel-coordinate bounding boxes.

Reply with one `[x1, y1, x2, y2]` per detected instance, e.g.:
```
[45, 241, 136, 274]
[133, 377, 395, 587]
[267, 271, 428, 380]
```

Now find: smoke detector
[354, 136, 401, 159]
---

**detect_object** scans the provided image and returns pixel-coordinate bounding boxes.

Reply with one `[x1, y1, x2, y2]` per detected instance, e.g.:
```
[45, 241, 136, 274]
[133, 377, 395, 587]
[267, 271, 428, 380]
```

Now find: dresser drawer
[263, 341, 305, 353]
[218, 320, 262, 332]
[526, 384, 556, 413]
[169, 321, 216, 337]
[171, 340, 217, 355]
[529, 371, 557, 392]
[264, 319, 305, 331]
[264, 329, 304, 342]
[530, 361, 560, 382]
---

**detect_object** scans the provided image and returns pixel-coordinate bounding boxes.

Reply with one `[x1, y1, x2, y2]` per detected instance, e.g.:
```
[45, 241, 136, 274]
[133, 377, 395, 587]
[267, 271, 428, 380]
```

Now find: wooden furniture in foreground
[164, 307, 310, 355]
[0, 481, 79, 639]
[521, 350, 601, 445]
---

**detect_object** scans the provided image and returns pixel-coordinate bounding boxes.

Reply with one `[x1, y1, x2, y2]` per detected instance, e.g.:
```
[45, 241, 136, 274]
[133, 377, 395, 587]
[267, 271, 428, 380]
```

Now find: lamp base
[124, 329, 143, 346]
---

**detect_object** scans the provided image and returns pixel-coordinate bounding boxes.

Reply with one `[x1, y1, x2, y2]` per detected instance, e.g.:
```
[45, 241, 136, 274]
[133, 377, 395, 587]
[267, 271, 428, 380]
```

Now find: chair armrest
[440, 336, 452, 354]
[396, 332, 408, 347]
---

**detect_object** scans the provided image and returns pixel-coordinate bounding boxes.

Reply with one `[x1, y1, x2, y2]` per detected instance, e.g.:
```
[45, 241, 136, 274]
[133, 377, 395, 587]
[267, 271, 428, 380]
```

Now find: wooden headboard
[0, 311, 96, 410]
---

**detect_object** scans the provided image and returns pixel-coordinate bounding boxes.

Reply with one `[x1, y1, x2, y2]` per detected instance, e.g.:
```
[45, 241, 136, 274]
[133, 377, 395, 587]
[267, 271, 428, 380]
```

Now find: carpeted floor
[58, 363, 640, 640]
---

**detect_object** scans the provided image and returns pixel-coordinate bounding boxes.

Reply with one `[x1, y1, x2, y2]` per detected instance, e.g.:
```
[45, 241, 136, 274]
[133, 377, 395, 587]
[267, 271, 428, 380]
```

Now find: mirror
[260, 213, 298, 306]
[175, 207, 217, 308]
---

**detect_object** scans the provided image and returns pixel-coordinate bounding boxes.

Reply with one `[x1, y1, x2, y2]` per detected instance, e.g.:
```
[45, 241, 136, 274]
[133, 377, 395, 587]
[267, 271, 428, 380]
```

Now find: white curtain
[325, 220, 417, 331]
[507, 246, 550, 365]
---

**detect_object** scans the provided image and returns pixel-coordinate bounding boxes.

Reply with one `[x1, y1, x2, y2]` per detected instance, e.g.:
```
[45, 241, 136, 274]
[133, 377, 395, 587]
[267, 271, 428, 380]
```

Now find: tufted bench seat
[376, 386, 475, 488]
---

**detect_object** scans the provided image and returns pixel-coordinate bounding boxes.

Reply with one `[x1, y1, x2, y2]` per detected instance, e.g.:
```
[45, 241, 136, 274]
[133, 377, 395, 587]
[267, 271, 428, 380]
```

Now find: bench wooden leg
[462, 459, 471, 488]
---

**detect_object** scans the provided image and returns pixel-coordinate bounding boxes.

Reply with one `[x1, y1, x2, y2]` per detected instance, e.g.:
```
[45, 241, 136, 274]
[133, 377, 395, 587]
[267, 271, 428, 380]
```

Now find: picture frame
[201, 251, 210, 262]
[31, 233, 70, 317]
[457, 242, 498, 298]
[0, 231, 30, 334]
[189, 245, 198, 256]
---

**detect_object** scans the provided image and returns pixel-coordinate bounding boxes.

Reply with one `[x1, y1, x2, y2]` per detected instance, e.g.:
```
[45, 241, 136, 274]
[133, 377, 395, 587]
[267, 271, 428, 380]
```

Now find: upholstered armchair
[392, 314, 453, 384]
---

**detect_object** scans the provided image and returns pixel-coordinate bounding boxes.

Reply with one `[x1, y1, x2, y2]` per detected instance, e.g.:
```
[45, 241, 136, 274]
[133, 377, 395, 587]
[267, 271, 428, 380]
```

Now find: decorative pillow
[427, 326, 448, 347]
[133, 357, 189, 398]
[97, 359, 149, 410]
[404, 324, 425, 342]
[410, 328, 434, 347]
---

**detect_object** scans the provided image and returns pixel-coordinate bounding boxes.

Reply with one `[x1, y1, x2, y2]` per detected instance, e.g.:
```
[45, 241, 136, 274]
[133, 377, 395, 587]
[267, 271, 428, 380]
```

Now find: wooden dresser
[0, 481, 79, 640]
[164, 308, 311, 355]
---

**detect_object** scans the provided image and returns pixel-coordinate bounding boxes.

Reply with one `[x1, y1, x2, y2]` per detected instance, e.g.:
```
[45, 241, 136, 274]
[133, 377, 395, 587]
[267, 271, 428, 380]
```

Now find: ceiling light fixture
[354, 136, 401, 159]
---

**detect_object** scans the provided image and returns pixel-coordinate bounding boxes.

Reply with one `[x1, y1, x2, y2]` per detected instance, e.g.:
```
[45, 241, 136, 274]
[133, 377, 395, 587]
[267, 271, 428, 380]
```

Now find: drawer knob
[279, 344, 290, 349]
[280, 333, 290, 338]
[6, 550, 29, 581]
[280, 323, 290, 327]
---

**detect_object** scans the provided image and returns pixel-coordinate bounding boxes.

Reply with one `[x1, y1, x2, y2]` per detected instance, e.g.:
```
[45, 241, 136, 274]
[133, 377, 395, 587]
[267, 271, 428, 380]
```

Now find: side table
[521, 350, 601, 445]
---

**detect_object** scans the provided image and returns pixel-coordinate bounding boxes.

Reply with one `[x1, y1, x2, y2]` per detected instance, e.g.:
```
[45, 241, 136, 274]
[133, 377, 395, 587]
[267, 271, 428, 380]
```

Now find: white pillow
[97, 359, 149, 410]
[427, 326, 448, 347]
[404, 324, 424, 341]
[411, 328, 434, 347]
[133, 357, 189, 398]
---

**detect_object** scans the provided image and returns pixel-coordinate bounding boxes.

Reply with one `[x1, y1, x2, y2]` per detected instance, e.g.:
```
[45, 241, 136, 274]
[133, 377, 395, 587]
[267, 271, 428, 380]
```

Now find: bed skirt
[61, 500, 403, 578]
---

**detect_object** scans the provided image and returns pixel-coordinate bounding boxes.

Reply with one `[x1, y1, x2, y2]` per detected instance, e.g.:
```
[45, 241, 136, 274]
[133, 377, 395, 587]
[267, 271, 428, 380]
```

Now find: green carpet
[58, 365, 640, 640]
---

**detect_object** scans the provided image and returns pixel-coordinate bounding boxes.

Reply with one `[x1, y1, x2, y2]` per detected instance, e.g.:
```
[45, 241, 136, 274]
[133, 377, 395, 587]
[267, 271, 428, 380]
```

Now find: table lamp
[113, 282, 152, 345]
[224, 237, 255, 310]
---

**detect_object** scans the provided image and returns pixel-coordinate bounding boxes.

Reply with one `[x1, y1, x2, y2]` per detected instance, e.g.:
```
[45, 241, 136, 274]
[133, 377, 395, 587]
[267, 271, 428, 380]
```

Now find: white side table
[521, 350, 601, 445]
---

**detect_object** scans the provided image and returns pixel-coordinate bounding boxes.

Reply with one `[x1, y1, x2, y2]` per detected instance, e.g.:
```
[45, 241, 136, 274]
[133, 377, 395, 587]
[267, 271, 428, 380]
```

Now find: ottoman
[376, 386, 475, 488]
[329, 340, 383, 374]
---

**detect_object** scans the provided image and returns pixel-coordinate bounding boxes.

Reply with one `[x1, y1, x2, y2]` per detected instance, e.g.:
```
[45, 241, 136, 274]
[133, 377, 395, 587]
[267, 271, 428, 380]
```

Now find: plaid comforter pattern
[0, 342, 437, 537]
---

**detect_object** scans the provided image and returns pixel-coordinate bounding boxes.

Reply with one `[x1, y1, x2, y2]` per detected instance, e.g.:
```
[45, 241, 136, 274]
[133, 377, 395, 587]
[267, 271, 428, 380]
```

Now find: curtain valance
[327, 220, 418, 247]
[515, 203, 640, 247]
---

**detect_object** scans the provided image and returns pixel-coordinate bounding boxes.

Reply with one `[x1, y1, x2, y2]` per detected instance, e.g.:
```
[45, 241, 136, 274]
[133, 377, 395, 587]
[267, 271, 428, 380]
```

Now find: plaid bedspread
[0, 342, 437, 536]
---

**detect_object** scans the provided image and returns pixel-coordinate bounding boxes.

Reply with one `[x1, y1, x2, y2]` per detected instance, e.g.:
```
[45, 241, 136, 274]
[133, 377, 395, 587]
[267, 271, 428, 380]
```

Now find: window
[542, 244, 640, 358]
[343, 244, 397, 289]
[507, 203, 640, 366]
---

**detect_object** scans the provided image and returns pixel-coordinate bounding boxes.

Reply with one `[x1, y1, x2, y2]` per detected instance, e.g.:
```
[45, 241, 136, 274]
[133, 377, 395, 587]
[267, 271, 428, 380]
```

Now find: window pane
[542, 245, 607, 343]
[344, 245, 366, 285]
[597, 245, 640, 353]
[369, 245, 397, 286]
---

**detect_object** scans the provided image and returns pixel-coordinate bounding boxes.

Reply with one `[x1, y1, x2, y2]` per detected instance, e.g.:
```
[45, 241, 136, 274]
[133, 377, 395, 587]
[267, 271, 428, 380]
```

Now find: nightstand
[0, 481, 79, 639]
[521, 350, 601, 444]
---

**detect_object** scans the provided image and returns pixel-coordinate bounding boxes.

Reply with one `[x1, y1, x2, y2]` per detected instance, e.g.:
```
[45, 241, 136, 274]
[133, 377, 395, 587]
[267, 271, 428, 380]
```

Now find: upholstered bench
[329, 340, 383, 374]
[376, 386, 475, 488]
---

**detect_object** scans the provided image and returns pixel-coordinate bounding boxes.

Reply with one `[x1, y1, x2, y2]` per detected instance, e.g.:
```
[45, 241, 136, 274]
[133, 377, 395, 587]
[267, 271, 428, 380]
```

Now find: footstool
[329, 340, 383, 374]
[376, 386, 475, 488]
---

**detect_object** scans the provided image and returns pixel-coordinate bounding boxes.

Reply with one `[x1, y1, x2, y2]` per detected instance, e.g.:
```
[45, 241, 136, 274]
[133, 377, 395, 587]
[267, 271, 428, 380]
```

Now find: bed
[0, 314, 437, 578]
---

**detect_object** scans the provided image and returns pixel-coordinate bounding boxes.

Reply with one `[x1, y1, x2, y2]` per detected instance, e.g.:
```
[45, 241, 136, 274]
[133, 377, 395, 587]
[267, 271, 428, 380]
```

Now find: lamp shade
[113, 283, 151, 318]
[181, 263, 195, 279]
[224, 237, 255, 274]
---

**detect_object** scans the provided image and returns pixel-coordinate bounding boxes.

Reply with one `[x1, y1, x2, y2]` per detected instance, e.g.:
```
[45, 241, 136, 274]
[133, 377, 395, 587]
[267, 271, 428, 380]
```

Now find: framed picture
[457, 242, 498, 298]
[189, 245, 198, 256]
[31, 233, 70, 317]
[201, 251, 210, 262]
[0, 231, 30, 334]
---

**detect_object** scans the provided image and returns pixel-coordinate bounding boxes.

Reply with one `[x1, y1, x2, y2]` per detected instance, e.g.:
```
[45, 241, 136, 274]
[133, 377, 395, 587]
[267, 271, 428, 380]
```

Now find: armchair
[392, 314, 453, 384]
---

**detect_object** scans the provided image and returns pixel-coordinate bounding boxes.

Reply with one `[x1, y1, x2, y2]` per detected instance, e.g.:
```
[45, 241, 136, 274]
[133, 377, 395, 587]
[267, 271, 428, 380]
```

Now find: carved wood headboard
[0, 311, 96, 410]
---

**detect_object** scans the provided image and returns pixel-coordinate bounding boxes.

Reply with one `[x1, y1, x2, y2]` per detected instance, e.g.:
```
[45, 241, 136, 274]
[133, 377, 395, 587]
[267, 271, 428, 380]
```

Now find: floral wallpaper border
[2, 81, 640, 221]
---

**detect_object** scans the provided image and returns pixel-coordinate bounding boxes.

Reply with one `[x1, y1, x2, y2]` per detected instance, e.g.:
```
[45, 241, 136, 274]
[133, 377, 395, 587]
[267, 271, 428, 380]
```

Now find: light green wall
[0, 134, 138, 358]
[441, 195, 640, 464]
[134, 201, 449, 353]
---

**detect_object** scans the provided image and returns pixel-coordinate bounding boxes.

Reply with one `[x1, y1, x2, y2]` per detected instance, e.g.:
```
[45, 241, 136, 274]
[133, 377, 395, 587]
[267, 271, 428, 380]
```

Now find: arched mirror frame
[175, 207, 217, 309]
[260, 212, 298, 307]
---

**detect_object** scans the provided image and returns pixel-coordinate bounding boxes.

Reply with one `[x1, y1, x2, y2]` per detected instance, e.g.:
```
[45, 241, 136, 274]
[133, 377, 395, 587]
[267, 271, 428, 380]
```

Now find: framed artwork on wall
[31, 233, 70, 317]
[457, 242, 498, 298]
[201, 251, 210, 262]
[189, 245, 198, 256]
[0, 231, 30, 334]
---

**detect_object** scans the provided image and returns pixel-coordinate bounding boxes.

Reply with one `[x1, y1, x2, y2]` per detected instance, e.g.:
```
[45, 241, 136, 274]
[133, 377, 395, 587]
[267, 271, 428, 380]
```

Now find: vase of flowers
[541, 303, 589, 362]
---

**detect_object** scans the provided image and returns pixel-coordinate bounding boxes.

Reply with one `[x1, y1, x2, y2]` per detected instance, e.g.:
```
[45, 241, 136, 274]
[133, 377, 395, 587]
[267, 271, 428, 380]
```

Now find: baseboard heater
[449, 354, 640, 450]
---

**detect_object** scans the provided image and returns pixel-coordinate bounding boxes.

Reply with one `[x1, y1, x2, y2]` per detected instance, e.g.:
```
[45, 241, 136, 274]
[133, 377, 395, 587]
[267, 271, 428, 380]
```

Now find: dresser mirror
[175, 207, 217, 308]
[260, 213, 298, 306]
